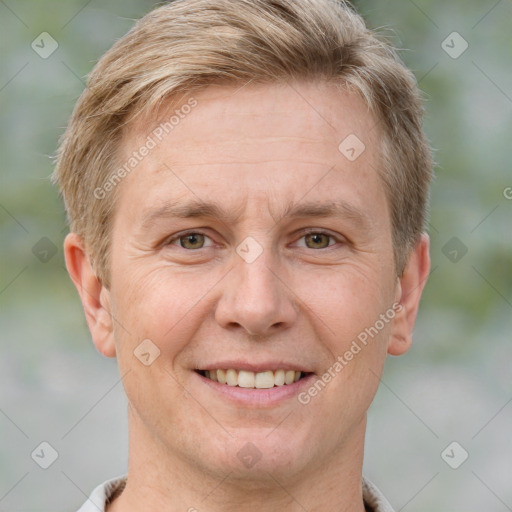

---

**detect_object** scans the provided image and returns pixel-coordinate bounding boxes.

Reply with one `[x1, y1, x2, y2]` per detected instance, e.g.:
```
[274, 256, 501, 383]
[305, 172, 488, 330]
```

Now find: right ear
[63, 233, 116, 358]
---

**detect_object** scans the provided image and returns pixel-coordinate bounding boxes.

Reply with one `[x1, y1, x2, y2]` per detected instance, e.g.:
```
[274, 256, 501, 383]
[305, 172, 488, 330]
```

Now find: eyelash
[165, 229, 343, 250]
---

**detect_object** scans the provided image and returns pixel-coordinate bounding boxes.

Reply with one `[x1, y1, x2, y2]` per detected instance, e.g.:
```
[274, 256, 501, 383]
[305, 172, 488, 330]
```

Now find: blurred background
[0, 0, 510, 510]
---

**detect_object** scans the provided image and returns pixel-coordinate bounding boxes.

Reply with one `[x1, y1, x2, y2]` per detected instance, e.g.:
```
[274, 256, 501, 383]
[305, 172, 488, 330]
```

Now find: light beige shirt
[76, 475, 395, 511]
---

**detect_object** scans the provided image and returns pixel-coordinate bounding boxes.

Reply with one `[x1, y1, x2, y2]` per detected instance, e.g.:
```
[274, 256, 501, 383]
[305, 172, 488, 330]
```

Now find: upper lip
[196, 361, 313, 373]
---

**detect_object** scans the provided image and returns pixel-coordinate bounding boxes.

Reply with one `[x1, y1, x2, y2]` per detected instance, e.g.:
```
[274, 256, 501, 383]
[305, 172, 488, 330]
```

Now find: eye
[167, 231, 213, 250]
[164, 229, 342, 252]
[297, 230, 339, 249]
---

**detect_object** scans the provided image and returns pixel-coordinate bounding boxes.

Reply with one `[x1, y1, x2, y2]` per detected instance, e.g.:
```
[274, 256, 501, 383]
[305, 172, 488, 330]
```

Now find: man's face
[105, 81, 401, 480]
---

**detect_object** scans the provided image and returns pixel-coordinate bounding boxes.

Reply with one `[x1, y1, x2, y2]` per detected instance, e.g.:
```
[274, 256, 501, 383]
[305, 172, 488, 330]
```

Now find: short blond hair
[53, 0, 433, 287]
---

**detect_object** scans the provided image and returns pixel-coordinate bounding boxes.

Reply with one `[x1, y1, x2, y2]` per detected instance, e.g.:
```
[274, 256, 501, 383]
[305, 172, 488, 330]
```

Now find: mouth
[195, 369, 312, 389]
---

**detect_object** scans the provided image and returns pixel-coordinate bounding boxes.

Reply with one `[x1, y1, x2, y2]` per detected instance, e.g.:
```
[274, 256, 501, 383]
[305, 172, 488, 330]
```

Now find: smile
[197, 369, 310, 389]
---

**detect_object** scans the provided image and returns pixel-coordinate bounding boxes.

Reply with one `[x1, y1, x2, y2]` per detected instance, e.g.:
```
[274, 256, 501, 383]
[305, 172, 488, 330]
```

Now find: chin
[198, 425, 313, 482]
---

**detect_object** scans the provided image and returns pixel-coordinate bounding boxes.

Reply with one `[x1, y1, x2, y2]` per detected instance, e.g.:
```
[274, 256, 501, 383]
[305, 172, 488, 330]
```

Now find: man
[53, 0, 433, 510]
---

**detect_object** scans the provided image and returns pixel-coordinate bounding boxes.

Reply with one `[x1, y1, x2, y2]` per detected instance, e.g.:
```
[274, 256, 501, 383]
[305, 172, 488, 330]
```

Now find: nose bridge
[237, 240, 278, 298]
[215, 236, 297, 335]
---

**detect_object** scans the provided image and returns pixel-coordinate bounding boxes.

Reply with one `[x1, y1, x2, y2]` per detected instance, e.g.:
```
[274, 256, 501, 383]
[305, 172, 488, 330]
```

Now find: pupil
[308, 233, 327, 248]
[182, 233, 203, 248]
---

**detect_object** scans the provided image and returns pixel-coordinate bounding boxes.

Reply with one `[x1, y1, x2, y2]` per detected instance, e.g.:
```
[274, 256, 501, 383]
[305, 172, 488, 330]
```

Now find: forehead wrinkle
[138, 196, 372, 233]
[269, 198, 373, 231]
[138, 199, 247, 231]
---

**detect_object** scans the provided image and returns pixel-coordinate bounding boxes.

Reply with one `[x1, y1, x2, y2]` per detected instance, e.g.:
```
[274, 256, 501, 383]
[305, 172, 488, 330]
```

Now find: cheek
[110, 264, 220, 356]
[293, 264, 393, 338]
[294, 266, 395, 396]
[108, 267, 210, 422]
[301, 319, 392, 426]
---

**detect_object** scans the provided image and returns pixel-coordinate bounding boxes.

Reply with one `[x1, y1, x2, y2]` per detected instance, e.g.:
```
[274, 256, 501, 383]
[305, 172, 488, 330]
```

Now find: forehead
[128, 80, 379, 163]
[116, 80, 386, 224]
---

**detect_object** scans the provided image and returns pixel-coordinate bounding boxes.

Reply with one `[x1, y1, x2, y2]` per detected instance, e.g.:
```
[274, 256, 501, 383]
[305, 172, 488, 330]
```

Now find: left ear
[388, 233, 430, 356]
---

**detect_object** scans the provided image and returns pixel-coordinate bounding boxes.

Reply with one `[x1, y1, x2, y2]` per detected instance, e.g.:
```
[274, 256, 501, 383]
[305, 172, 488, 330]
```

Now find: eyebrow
[139, 198, 371, 231]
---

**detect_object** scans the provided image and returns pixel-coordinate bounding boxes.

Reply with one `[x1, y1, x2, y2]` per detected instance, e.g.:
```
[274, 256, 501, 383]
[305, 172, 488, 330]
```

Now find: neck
[107, 409, 368, 512]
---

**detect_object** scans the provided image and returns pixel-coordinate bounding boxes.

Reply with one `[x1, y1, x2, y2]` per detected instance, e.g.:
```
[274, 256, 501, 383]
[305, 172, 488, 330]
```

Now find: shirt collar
[77, 475, 395, 512]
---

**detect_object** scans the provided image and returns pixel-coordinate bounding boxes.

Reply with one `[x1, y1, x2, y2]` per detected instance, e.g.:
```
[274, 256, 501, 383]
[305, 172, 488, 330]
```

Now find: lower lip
[197, 372, 316, 407]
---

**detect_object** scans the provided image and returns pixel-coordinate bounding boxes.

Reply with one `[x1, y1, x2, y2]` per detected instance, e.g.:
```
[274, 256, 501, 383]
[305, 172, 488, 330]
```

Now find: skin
[65, 80, 430, 512]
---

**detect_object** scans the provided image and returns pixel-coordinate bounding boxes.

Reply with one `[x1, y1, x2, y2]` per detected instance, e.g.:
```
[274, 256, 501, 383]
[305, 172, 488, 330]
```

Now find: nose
[215, 244, 298, 338]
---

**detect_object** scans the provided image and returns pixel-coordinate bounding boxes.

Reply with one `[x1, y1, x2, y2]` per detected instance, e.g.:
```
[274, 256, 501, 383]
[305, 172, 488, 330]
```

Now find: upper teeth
[205, 369, 302, 388]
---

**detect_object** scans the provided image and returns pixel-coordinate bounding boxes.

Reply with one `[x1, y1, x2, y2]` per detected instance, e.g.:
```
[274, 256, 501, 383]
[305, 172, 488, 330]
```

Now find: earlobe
[387, 233, 430, 356]
[63, 233, 116, 358]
